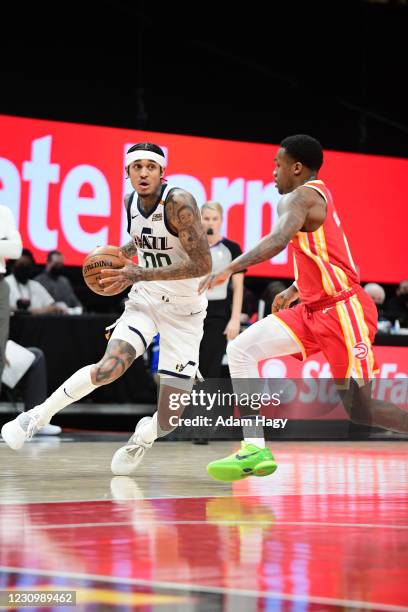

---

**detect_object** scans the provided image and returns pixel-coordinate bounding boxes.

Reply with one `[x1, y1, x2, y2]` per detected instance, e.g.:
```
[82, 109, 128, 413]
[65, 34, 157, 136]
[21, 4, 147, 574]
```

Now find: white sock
[37, 365, 98, 422]
[244, 437, 265, 448]
[138, 412, 158, 444]
[241, 415, 265, 448]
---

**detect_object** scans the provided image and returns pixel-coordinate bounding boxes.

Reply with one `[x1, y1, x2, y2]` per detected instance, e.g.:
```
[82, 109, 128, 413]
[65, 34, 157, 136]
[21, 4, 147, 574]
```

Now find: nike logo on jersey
[131, 214, 139, 219]
[235, 450, 260, 460]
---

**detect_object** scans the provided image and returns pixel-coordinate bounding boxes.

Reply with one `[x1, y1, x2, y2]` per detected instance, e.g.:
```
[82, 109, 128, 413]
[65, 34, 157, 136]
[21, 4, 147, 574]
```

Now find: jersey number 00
[143, 252, 172, 268]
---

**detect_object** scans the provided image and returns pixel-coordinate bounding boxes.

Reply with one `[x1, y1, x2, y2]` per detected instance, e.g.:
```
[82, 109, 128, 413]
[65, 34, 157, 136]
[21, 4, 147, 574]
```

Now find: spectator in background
[364, 282, 386, 306]
[199, 201, 244, 379]
[363, 282, 392, 333]
[20, 248, 35, 266]
[35, 250, 83, 314]
[5, 252, 64, 315]
[3, 346, 61, 436]
[240, 287, 259, 324]
[0, 205, 22, 392]
[0, 229, 60, 435]
[386, 279, 408, 328]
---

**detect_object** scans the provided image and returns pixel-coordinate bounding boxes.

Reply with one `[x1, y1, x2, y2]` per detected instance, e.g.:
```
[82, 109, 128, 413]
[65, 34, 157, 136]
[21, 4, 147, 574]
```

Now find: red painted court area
[1, 490, 408, 610]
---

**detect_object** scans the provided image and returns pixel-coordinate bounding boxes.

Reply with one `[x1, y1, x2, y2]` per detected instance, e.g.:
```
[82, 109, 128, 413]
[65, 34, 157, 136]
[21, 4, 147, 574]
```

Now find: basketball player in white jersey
[1, 143, 212, 476]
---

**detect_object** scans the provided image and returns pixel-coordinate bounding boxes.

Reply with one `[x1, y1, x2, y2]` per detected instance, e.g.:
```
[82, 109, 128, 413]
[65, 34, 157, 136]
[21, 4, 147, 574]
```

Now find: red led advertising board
[0, 114, 406, 282]
[259, 346, 408, 419]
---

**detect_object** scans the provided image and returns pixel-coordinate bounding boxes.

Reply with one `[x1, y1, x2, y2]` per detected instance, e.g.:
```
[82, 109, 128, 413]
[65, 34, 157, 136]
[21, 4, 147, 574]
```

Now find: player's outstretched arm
[199, 190, 311, 293]
[224, 191, 310, 273]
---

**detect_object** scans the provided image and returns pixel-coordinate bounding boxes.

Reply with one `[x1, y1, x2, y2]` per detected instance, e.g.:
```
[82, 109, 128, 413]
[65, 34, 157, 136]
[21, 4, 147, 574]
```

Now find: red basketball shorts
[273, 287, 379, 384]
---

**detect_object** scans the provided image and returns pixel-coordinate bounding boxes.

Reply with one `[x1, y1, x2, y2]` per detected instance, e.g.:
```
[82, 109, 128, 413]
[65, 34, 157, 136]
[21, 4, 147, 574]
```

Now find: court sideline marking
[1, 490, 408, 505]
[0, 565, 406, 612]
[23, 520, 408, 530]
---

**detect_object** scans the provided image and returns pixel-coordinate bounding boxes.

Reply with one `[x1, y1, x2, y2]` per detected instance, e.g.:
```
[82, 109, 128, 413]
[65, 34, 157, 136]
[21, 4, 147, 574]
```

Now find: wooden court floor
[0, 437, 407, 610]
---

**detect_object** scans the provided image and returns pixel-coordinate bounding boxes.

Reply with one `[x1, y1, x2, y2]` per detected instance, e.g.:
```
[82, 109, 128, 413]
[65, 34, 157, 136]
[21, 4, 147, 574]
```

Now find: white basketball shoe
[111, 417, 154, 476]
[1, 408, 48, 450]
[38, 424, 62, 436]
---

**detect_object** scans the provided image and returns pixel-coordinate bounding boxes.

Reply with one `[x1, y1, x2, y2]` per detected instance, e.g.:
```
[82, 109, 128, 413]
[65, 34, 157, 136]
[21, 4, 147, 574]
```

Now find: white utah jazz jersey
[126, 183, 200, 298]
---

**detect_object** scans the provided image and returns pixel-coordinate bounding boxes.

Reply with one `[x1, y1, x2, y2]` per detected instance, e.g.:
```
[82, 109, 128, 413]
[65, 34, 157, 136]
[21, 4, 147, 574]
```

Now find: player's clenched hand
[272, 284, 299, 313]
[198, 269, 231, 294]
[99, 251, 144, 290]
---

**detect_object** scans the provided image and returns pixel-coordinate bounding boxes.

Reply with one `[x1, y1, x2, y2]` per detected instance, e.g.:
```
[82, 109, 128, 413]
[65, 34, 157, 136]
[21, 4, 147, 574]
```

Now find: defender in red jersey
[273, 176, 378, 383]
[200, 134, 408, 482]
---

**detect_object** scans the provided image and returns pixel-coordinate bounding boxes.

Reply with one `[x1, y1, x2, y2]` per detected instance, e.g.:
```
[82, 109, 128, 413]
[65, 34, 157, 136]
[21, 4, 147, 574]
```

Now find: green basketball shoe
[207, 442, 278, 482]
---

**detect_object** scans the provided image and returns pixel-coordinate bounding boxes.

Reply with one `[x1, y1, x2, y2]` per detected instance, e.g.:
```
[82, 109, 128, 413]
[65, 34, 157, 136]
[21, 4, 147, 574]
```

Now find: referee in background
[194, 201, 244, 444]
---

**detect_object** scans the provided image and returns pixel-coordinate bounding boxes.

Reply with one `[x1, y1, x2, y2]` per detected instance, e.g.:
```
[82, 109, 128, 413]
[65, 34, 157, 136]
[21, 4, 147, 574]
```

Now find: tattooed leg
[91, 339, 136, 385]
[30, 340, 136, 424]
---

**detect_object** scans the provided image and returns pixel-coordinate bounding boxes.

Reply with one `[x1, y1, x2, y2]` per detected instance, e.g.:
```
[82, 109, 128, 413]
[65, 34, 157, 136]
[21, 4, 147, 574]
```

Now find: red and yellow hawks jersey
[291, 180, 359, 304]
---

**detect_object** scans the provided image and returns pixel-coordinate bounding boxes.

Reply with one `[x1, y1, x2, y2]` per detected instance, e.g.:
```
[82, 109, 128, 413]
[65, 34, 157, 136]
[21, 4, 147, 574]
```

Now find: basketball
[82, 245, 123, 295]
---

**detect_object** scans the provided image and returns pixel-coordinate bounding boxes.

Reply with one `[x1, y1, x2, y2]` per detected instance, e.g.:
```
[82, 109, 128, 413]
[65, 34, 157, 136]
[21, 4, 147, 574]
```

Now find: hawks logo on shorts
[352, 342, 369, 360]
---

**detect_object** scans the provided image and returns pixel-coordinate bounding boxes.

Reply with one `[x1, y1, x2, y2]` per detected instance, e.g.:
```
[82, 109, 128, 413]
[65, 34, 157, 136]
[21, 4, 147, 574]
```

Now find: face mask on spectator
[14, 265, 33, 284]
[49, 265, 64, 279]
[16, 298, 31, 311]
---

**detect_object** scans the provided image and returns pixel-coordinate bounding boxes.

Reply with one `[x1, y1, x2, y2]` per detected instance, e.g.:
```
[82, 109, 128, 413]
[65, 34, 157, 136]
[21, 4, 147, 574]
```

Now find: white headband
[125, 150, 166, 169]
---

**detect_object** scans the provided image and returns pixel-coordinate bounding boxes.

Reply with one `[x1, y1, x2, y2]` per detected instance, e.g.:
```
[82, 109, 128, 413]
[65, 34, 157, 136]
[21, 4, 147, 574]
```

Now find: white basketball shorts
[109, 283, 207, 380]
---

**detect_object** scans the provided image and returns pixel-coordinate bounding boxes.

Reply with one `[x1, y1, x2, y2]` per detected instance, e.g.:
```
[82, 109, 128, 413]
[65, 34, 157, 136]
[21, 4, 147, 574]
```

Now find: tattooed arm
[100, 190, 211, 288]
[199, 188, 318, 293]
[229, 192, 310, 271]
[120, 239, 138, 258]
[142, 189, 211, 280]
